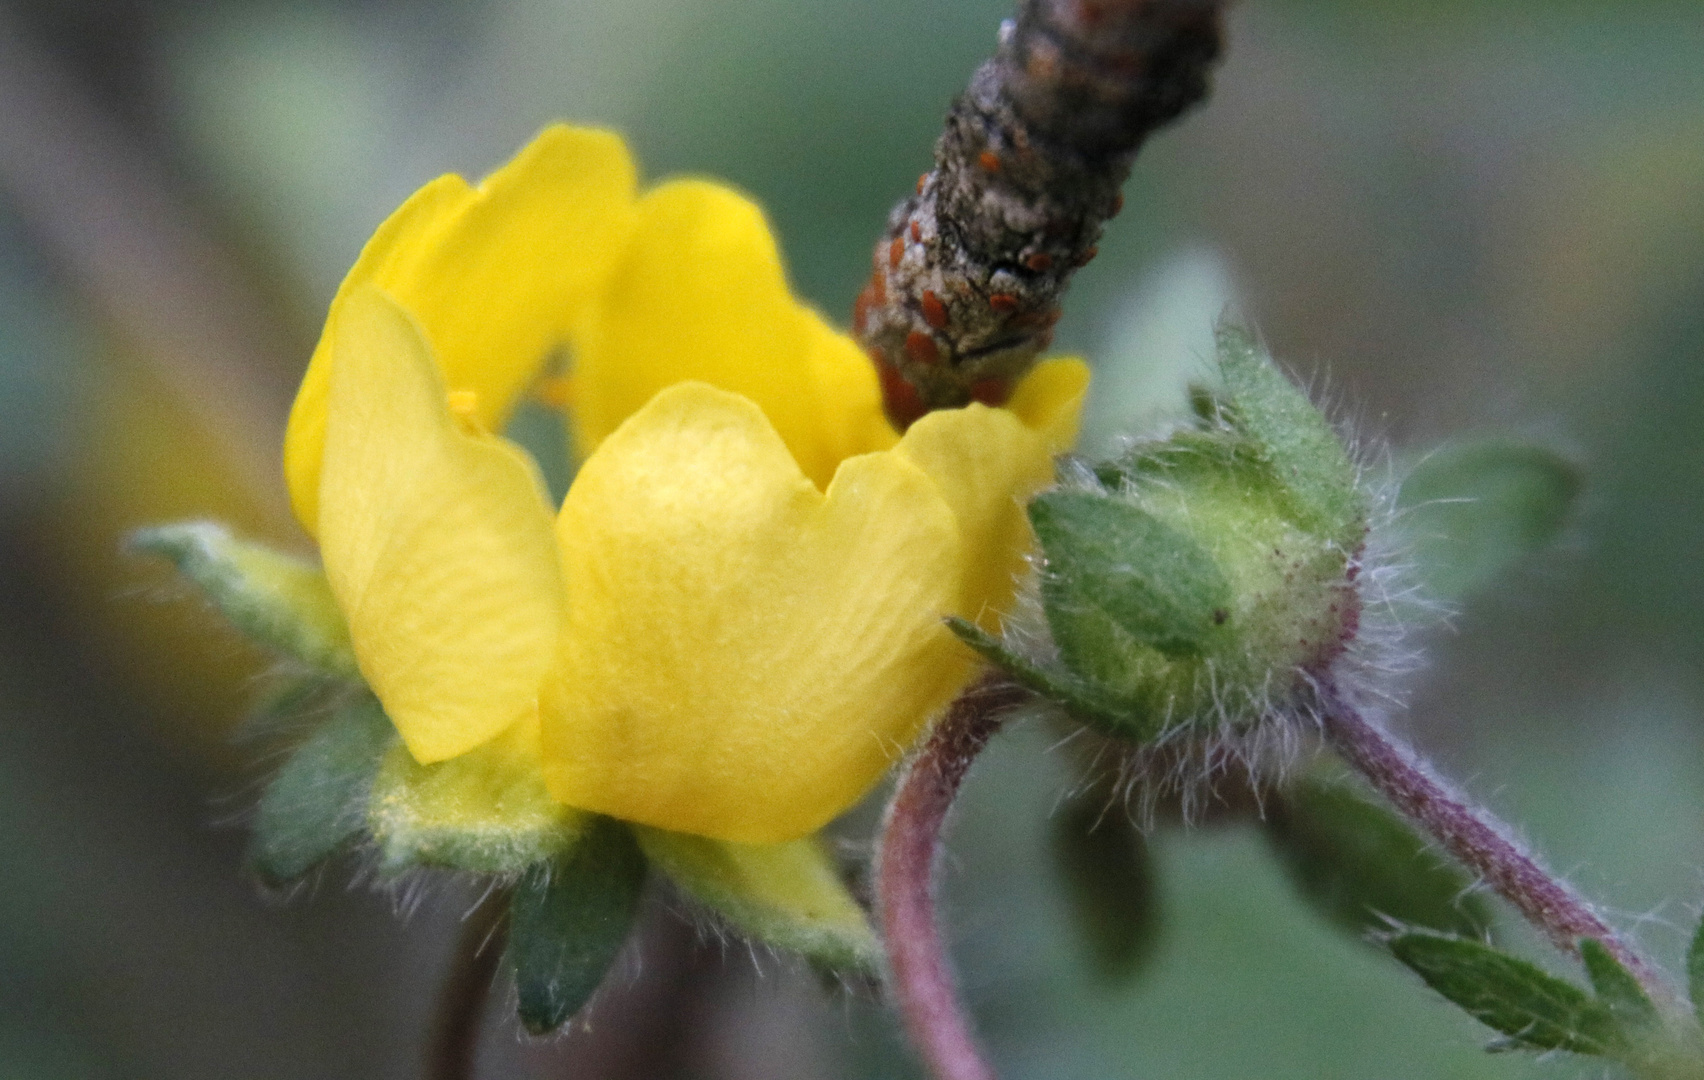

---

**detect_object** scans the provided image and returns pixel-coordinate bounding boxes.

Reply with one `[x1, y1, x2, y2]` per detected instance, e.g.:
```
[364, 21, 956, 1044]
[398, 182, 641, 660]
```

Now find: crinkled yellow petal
[287, 125, 638, 530]
[368, 714, 589, 874]
[894, 405, 1058, 631]
[318, 287, 565, 764]
[1007, 356, 1092, 454]
[541, 383, 969, 843]
[569, 180, 858, 489]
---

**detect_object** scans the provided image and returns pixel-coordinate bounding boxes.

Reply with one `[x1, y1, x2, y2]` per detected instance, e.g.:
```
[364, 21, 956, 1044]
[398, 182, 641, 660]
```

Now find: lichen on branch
[855, 0, 1224, 427]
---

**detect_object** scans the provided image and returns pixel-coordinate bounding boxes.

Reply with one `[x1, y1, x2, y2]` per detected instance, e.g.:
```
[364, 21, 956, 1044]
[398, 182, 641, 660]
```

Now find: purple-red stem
[878, 674, 1030, 1080]
[1316, 682, 1675, 1004]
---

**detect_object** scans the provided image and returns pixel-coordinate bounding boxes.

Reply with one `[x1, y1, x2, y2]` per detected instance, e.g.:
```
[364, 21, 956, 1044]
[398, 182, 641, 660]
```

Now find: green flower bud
[955, 326, 1367, 742]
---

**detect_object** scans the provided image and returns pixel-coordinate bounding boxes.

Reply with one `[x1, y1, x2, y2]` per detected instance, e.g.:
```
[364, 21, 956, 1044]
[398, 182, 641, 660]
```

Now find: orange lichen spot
[871, 270, 887, 305]
[916, 173, 929, 195]
[853, 286, 874, 333]
[909, 220, 922, 243]
[1111, 191, 1125, 216]
[969, 378, 1013, 407]
[988, 293, 1019, 314]
[1025, 252, 1054, 272]
[872, 349, 926, 431]
[920, 290, 949, 330]
[905, 330, 941, 367]
[977, 149, 1001, 173]
[1077, 245, 1099, 266]
[533, 376, 574, 411]
[889, 236, 905, 270]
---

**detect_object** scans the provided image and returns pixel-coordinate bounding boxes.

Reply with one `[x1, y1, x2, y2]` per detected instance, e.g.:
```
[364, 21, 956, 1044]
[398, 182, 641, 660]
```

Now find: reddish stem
[878, 674, 1030, 1080]
[1316, 682, 1674, 1004]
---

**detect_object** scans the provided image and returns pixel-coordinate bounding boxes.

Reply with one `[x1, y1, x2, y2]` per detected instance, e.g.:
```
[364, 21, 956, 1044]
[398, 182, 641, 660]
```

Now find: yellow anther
[446, 389, 484, 434]
[535, 375, 575, 412]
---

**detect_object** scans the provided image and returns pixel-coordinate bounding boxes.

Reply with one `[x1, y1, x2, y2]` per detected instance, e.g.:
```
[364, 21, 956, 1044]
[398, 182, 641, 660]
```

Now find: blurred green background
[1, 0, 1701, 1077]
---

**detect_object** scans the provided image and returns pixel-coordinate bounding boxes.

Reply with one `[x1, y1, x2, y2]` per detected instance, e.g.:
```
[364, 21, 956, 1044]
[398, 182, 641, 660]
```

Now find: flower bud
[954, 326, 1367, 742]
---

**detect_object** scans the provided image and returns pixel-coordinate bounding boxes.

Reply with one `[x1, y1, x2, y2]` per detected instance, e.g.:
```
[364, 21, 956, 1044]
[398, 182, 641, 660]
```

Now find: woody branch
[853, 0, 1224, 429]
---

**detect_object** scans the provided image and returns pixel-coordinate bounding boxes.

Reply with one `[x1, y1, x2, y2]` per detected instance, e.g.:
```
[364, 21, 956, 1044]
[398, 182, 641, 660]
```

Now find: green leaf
[633, 827, 878, 974]
[367, 727, 590, 876]
[1397, 440, 1582, 603]
[1265, 776, 1490, 940]
[247, 692, 394, 885]
[1389, 930, 1623, 1056]
[945, 618, 1118, 725]
[1050, 794, 1159, 984]
[1581, 938, 1660, 1034]
[1031, 489, 1234, 661]
[1213, 325, 1364, 546]
[130, 521, 358, 677]
[506, 818, 647, 1035]
[1689, 911, 1704, 1029]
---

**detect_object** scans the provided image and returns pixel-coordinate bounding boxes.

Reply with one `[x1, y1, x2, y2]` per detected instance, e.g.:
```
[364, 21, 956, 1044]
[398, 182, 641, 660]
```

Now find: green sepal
[945, 617, 1123, 729]
[1050, 794, 1159, 985]
[1388, 930, 1622, 1056]
[634, 827, 879, 974]
[1397, 439, 1581, 604]
[247, 692, 395, 886]
[1580, 938, 1660, 1035]
[130, 521, 358, 677]
[367, 729, 589, 876]
[1212, 325, 1364, 547]
[1265, 775, 1490, 940]
[506, 817, 647, 1035]
[1031, 490, 1234, 661]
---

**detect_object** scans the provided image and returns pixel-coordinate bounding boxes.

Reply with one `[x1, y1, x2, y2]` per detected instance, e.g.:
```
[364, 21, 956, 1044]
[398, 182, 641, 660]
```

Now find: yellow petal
[542, 383, 970, 843]
[318, 287, 565, 763]
[894, 404, 1058, 630]
[287, 125, 638, 530]
[804, 311, 900, 464]
[1007, 356, 1092, 454]
[368, 714, 589, 873]
[570, 180, 855, 488]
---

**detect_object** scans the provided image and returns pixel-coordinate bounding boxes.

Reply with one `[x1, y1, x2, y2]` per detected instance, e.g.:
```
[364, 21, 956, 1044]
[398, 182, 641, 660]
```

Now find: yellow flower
[284, 125, 1088, 845]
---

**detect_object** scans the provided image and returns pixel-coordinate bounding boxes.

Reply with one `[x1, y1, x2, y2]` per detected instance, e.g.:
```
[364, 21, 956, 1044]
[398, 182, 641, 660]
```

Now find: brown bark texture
[854, 0, 1225, 428]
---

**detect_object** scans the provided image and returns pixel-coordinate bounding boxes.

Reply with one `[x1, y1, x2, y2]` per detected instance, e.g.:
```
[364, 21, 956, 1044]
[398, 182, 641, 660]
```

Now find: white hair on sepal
[1010, 385, 1458, 829]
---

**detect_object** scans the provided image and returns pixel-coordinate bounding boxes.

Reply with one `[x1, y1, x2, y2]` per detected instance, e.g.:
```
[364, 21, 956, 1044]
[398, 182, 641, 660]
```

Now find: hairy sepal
[131, 521, 359, 677]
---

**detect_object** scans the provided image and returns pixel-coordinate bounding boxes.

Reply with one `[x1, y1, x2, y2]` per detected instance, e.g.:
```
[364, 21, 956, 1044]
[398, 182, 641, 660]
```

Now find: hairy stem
[854, 0, 1224, 427]
[1316, 682, 1675, 1004]
[426, 888, 511, 1080]
[878, 674, 1032, 1080]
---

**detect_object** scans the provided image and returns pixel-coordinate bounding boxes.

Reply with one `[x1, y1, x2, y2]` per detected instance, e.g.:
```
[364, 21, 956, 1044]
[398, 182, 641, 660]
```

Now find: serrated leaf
[945, 617, 1117, 725]
[634, 827, 878, 973]
[1390, 931, 1623, 1056]
[506, 817, 646, 1035]
[368, 720, 588, 876]
[1265, 777, 1490, 940]
[1050, 795, 1159, 984]
[1397, 440, 1581, 604]
[1031, 489, 1234, 660]
[247, 692, 394, 885]
[1581, 938, 1660, 1034]
[131, 521, 358, 677]
[1213, 325, 1363, 546]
